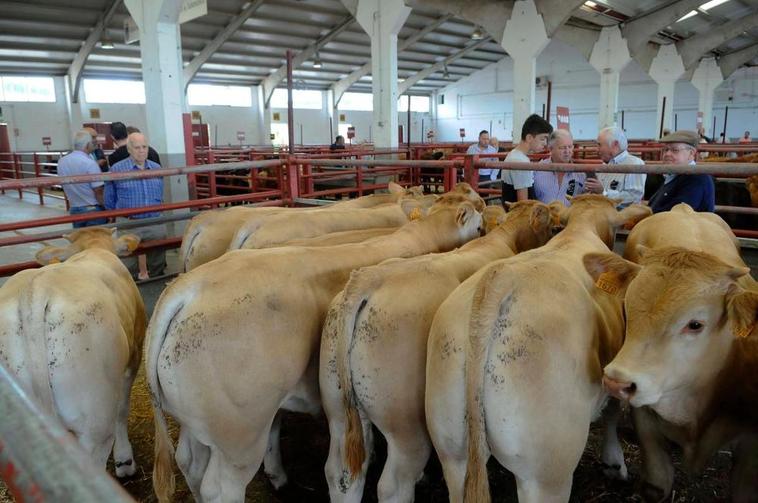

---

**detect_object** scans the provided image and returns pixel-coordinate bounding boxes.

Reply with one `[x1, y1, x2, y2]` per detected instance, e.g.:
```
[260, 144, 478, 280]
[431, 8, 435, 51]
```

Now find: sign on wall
[89, 108, 101, 119]
[459, 128, 465, 139]
[42, 137, 51, 146]
[339, 114, 346, 122]
[347, 126, 355, 139]
[556, 106, 570, 130]
[272, 112, 281, 121]
[191, 110, 202, 121]
[237, 131, 245, 142]
[696, 111, 704, 129]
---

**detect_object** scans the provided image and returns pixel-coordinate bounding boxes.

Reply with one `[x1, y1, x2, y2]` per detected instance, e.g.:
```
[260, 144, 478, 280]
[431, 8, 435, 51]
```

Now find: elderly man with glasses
[648, 130, 715, 213]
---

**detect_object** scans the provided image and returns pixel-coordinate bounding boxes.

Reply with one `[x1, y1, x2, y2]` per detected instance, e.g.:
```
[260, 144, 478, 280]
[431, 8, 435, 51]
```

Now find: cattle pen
[0, 152, 757, 502]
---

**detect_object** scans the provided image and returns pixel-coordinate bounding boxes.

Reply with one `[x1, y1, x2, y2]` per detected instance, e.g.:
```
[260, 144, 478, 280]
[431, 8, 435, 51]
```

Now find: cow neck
[461, 218, 526, 256]
[552, 211, 614, 250]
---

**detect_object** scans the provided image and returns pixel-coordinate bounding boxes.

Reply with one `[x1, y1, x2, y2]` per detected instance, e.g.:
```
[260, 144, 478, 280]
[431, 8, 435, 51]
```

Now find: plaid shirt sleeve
[106, 158, 164, 218]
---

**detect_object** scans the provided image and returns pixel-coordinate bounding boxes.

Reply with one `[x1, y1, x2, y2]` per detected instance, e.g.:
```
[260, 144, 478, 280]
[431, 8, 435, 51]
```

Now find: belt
[73, 204, 104, 209]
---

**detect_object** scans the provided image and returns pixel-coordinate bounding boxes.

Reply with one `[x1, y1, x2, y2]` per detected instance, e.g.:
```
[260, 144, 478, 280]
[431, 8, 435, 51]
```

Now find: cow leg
[113, 367, 138, 477]
[600, 398, 628, 480]
[263, 411, 287, 489]
[176, 428, 211, 500]
[377, 428, 431, 503]
[633, 407, 674, 501]
[199, 444, 262, 503]
[324, 411, 373, 503]
[731, 435, 758, 503]
[78, 431, 114, 470]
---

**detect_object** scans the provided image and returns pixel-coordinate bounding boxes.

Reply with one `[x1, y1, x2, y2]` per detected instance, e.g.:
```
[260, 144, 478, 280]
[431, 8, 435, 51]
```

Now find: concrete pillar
[501, 0, 549, 140]
[648, 44, 685, 137]
[124, 0, 188, 207]
[589, 26, 630, 130]
[62, 77, 84, 146]
[690, 57, 723, 135]
[326, 90, 337, 143]
[353, 0, 411, 149]
[256, 86, 272, 145]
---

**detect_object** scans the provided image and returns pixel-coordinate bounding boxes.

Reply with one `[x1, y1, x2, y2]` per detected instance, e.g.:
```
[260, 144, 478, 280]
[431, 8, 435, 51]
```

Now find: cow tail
[336, 269, 381, 479]
[146, 285, 185, 503]
[178, 217, 203, 272]
[464, 266, 515, 503]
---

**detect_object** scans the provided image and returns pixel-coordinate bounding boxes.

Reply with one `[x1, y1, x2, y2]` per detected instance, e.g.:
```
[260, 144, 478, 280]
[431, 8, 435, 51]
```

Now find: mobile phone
[585, 172, 597, 180]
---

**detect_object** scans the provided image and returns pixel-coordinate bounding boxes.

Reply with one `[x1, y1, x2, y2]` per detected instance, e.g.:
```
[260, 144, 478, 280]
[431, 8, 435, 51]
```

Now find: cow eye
[685, 320, 704, 332]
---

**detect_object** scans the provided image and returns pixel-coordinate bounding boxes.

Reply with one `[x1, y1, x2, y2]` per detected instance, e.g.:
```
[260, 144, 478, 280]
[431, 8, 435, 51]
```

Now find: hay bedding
[0, 363, 732, 502]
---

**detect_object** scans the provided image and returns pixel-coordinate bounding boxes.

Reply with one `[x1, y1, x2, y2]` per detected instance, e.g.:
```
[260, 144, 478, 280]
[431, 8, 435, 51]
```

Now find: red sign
[347, 126, 355, 139]
[556, 106, 570, 130]
[236, 131, 245, 142]
[42, 136, 51, 146]
[459, 128, 465, 138]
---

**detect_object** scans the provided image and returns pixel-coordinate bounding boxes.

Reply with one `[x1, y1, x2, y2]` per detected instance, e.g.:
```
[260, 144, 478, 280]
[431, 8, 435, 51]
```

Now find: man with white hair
[105, 132, 166, 279]
[533, 129, 585, 206]
[57, 129, 106, 228]
[585, 126, 645, 207]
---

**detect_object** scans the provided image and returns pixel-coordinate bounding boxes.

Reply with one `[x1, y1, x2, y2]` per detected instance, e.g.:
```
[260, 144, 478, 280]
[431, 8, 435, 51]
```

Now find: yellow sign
[339, 114, 346, 122]
[272, 112, 281, 121]
[89, 108, 101, 119]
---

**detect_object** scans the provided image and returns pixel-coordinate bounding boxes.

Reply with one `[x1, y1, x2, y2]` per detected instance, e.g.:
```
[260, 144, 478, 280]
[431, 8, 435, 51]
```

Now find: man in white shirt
[466, 130, 498, 183]
[57, 130, 106, 228]
[503, 114, 553, 201]
[585, 126, 645, 207]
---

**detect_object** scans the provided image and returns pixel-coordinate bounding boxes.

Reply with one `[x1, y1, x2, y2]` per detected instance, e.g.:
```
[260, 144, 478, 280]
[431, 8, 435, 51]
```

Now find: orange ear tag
[595, 272, 620, 295]
[409, 207, 423, 221]
[735, 323, 755, 339]
[49, 257, 61, 264]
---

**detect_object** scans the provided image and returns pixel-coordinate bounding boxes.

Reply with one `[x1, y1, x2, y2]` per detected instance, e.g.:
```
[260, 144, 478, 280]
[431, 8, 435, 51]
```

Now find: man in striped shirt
[533, 129, 585, 206]
[105, 132, 166, 279]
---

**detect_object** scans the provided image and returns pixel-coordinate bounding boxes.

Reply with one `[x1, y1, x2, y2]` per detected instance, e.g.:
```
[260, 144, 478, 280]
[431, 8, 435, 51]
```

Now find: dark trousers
[70, 205, 107, 228]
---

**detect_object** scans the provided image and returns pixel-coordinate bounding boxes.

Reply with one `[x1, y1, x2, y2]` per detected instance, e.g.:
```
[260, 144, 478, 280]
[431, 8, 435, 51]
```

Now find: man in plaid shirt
[105, 132, 166, 279]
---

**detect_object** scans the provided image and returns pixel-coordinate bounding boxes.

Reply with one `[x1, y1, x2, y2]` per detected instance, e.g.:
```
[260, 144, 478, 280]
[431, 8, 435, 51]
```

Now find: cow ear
[114, 234, 141, 256]
[482, 205, 506, 234]
[548, 200, 569, 226]
[35, 246, 75, 265]
[611, 204, 652, 229]
[455, 202, 478, 228]
[727, 287, 758, 339]
[529, 204, 551, 233]
[387, 181, 403, 194]
[401, 200, 426, 221]
[583, 252, 640, 296]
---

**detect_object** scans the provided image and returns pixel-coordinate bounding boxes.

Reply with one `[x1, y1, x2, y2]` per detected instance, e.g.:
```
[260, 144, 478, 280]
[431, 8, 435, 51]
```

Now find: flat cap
[659, 129, 699, 148]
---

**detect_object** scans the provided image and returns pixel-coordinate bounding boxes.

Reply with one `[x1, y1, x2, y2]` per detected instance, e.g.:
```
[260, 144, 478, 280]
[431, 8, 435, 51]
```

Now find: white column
[256, 86, 272, 145]
[690, 57, 723, 135]
[589, 26, 631, 130]
[124, 0, 188, 204]
[353, 0, 411, 149]
[648, 44, 685, 137]
[501, 0, 550, 139]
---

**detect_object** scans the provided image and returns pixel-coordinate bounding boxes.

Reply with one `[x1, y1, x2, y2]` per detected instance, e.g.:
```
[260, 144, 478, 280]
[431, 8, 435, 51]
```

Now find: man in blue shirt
[57, 130, 107, 228]
[105, 132, 166, 279]
[648, 130, 715, 213]
[466, 130, 498, 183]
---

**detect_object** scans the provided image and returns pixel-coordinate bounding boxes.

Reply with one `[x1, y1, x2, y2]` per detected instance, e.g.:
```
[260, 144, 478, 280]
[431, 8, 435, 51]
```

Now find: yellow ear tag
[486, 217, 498, 229]
[409, 207, 423, 221]
[49, 257, 61, 264]
[595, 272, 619, 295]
[735, 323, 755, 339]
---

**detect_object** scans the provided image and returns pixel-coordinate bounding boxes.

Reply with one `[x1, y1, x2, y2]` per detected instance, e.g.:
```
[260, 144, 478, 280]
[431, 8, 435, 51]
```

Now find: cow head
[482, 205, 506, 234]
[450, 182, 486, 212]
[502, 200, 553, 251]
[388, 181, 423, 198]
[552, 195, 652, 248]
[584, 246, 756, 413]
[35, 228, 141, 265]
[747, 176, 758, 208]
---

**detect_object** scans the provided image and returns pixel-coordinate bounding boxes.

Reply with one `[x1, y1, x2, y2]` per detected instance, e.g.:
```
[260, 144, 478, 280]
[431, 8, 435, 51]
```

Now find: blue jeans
[70, 205, 107, 228]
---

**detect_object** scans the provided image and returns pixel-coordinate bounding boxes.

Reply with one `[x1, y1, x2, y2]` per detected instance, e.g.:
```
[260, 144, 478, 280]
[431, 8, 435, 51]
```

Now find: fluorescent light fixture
[700, 0, 729, 10]
[471, 26, 484, 40]
[584, 1, 597, 7]
[677, 10, 698, 21]
[100, 38, 115, 49]
[312, 52, 323, 69]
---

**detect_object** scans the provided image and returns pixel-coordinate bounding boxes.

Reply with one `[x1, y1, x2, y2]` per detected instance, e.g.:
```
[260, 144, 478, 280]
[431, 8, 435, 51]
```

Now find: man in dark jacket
[108, 122, 161, 167]
[648, 130, 715, 213]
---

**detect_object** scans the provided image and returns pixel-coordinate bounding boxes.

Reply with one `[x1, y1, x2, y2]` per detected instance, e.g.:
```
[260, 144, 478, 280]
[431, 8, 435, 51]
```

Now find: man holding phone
[585, 126, 645, 207]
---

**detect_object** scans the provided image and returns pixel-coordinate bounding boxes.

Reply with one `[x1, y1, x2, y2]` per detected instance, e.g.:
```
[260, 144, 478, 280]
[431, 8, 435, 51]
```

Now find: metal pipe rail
[0, 362, 135, 502]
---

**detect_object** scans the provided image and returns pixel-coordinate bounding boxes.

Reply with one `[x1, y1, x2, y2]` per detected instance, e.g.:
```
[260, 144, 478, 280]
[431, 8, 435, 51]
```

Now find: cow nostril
[624, 382, 637, 396]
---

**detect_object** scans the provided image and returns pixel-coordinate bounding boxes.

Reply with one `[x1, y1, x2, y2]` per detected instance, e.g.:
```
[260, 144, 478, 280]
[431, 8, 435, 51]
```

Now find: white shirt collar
[664, 160, 696, 184]
[609, 150, 628, 164]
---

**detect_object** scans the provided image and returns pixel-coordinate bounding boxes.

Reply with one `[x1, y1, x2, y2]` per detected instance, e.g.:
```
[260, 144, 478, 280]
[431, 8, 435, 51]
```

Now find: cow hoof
[115, 458, 137, 478]
[266, 471, 288, 490]
[601, 462, 629, 481]
[640, 481, 668, 503]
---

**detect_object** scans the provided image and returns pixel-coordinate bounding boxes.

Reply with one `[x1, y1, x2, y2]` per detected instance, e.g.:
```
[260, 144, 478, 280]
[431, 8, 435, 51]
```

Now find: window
[270, 124, 290, 145]
[270, 89, 323, 110]
[0, 76, 55, 102]
[187, 84, 252, 107]
[398, 95, 430, 113]
[83, 79, 145, 104]
[338, 92, 373, 111]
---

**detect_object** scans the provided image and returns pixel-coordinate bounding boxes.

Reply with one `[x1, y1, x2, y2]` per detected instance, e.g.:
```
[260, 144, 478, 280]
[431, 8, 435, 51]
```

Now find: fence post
[33, 154, 43, 205]
[463, 154, 477, 189]
[207, 151, 217, 205]
[13, 154, 22, 199]
[286, 155, 300, 204]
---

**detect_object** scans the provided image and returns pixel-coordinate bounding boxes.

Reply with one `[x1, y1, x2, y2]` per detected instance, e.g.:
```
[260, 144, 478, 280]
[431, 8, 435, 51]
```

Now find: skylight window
[676, 10, 698, 22]
[700, 0, 729, 10]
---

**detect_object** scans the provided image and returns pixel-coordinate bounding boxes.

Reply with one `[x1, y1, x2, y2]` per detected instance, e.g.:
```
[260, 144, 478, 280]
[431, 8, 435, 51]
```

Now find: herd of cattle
[0, 181, 756, 503]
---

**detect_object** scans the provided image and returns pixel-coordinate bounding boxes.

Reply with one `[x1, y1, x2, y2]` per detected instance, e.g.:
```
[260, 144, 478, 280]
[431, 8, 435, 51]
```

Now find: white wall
[1, 76, 71, 151]
[435, 39, 758, 142]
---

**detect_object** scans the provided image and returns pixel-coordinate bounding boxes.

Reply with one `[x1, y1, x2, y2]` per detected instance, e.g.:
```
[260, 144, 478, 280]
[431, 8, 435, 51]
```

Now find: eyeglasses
[661, 146, 695, 154]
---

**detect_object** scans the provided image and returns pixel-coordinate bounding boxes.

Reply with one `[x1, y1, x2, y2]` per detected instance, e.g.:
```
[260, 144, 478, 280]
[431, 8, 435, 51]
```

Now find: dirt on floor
[0, 360, 734, 503]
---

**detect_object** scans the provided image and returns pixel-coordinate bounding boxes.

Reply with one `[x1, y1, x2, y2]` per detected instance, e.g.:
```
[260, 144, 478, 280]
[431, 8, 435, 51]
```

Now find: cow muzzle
[602, 374, 637, 401]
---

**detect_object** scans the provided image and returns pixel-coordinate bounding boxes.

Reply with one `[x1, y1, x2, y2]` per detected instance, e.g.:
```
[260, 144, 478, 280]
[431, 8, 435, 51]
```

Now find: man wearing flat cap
[648, 130, 715, 213]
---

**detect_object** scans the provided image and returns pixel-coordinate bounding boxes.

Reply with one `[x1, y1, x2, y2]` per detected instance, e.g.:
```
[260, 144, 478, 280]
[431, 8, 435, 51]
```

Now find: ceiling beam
[331, 14, 452, 104]
[67, 0, 122, 103]
[261, 14, 354, 106]
[398, 37, 492, 94]
[182, 0, 266, 88]
[621, 0, 703, 58]
[676, 11, 758, 69]
[718, 42, 758, 79]
[534, 0, 586, 37]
